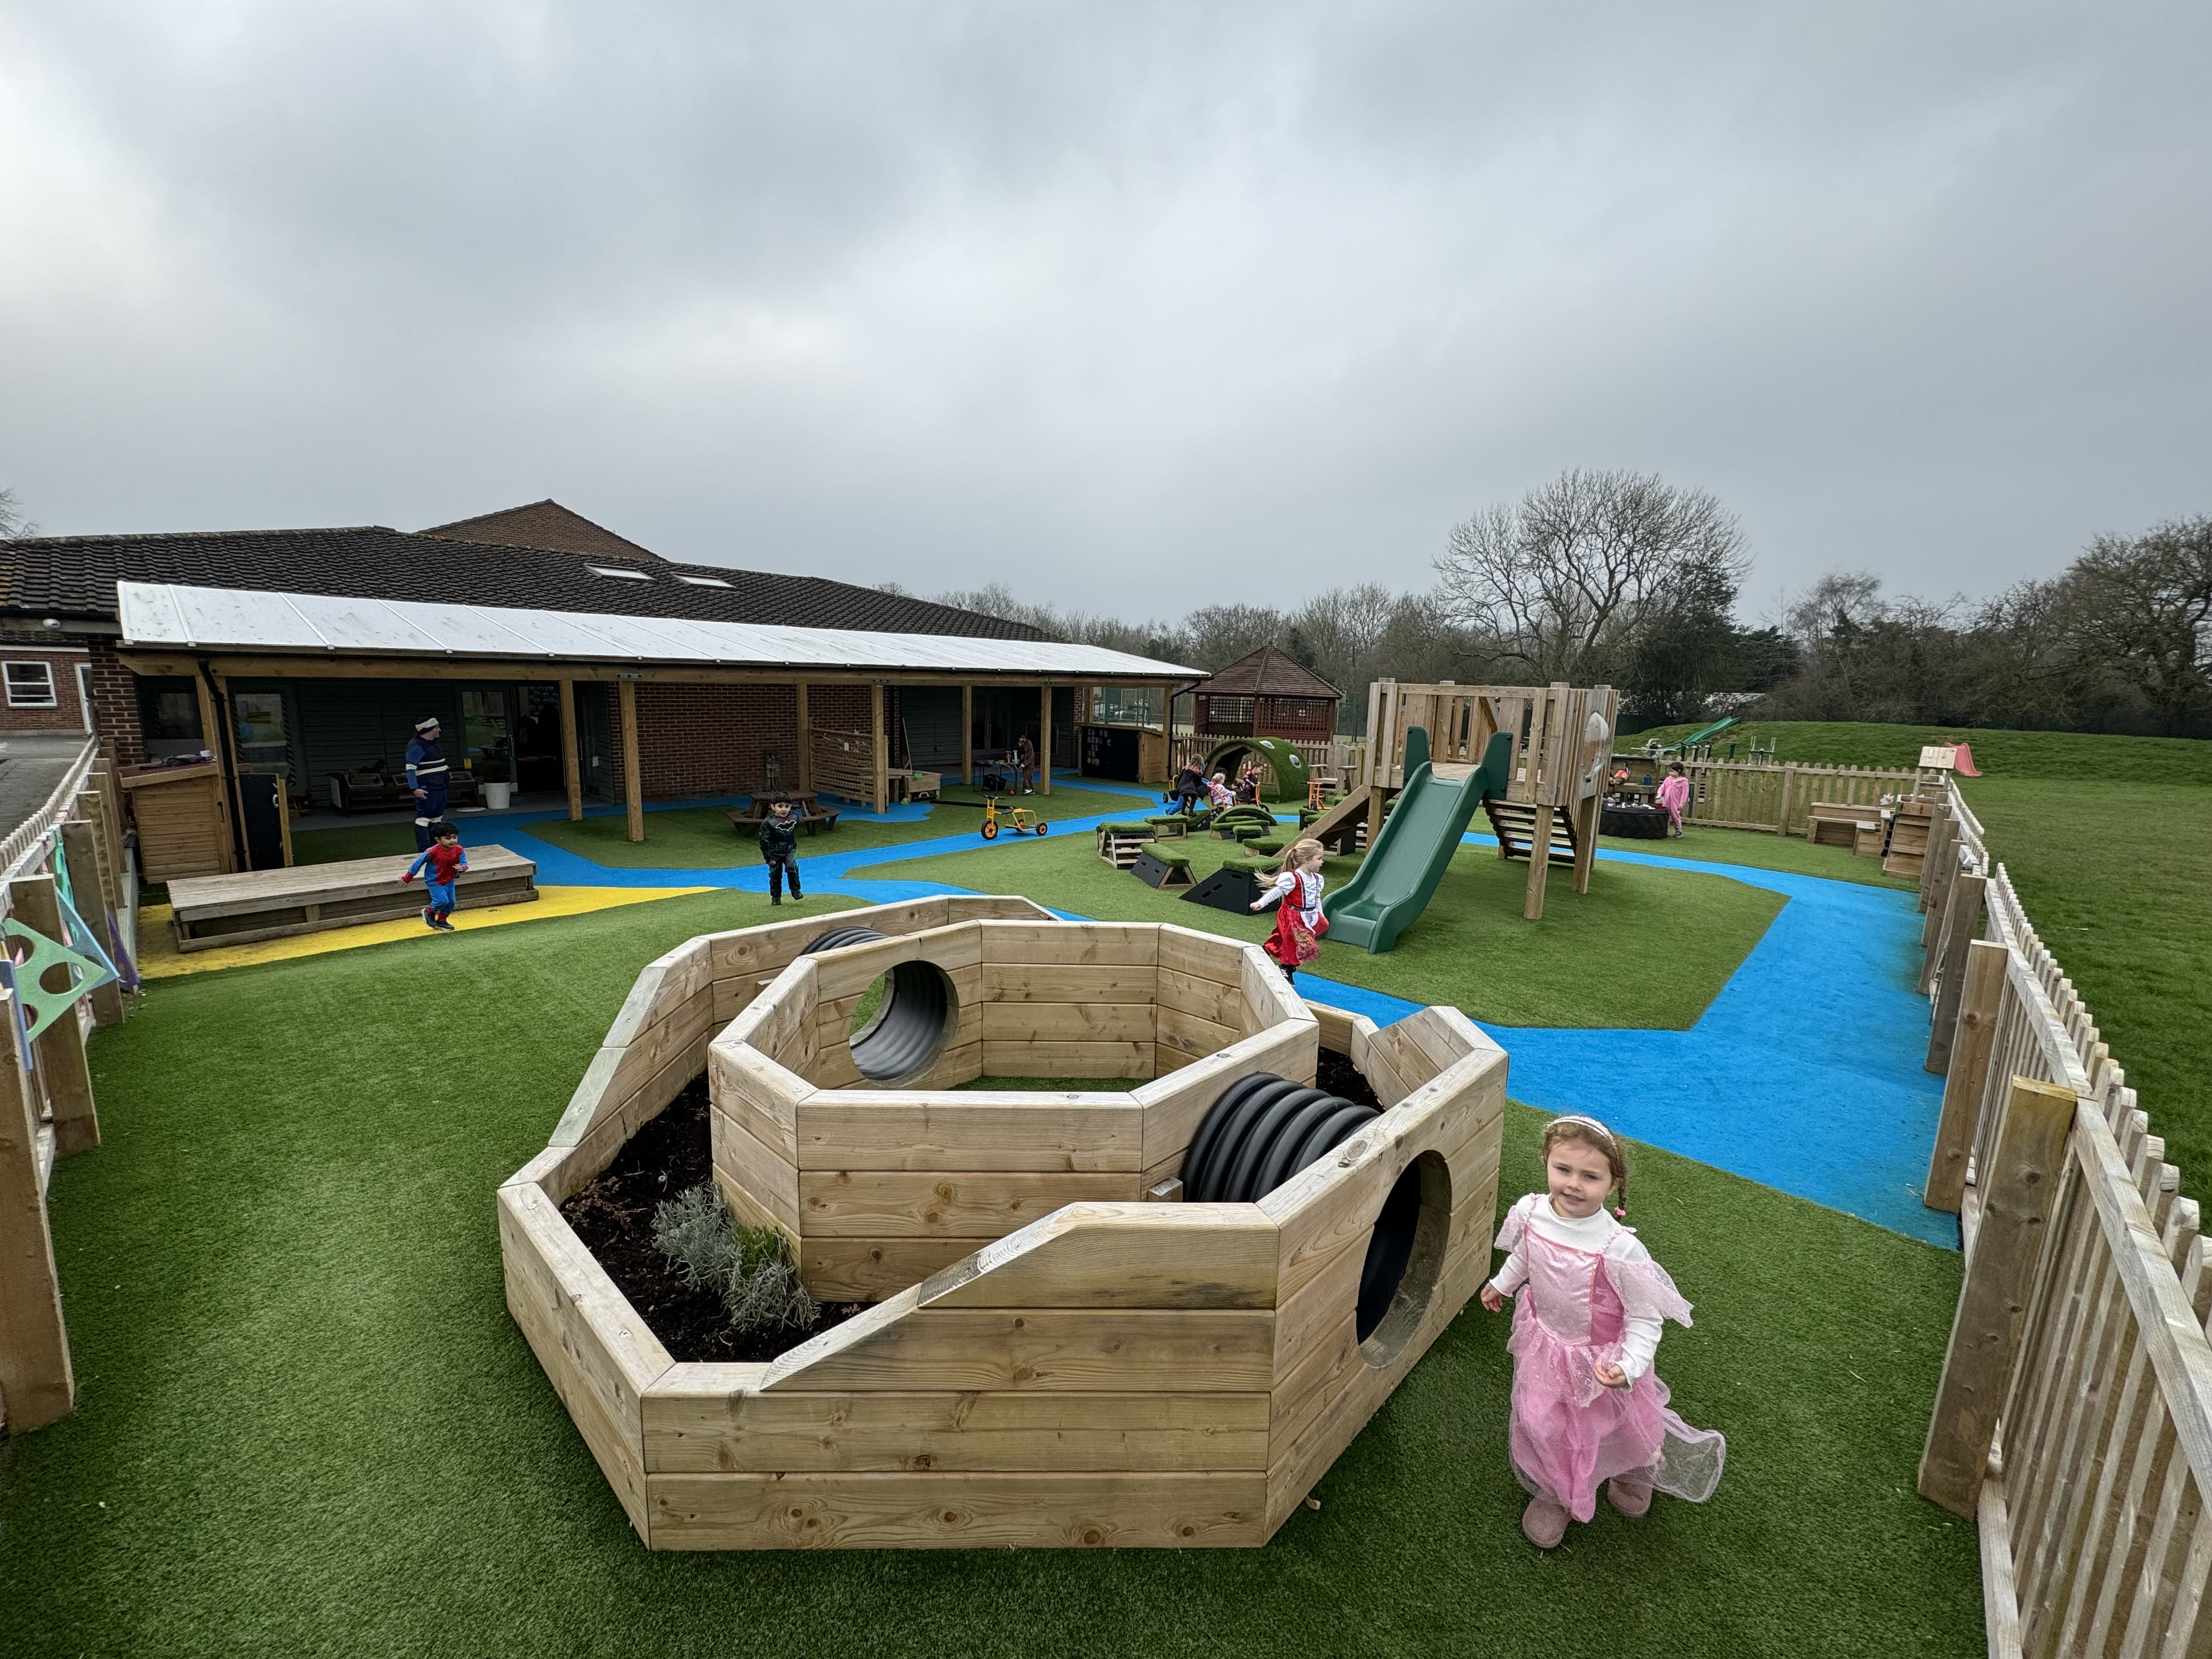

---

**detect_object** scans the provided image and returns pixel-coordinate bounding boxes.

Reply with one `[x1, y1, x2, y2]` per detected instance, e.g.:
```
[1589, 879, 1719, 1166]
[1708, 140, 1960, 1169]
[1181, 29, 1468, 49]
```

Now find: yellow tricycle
[978, 796, 1050, 840]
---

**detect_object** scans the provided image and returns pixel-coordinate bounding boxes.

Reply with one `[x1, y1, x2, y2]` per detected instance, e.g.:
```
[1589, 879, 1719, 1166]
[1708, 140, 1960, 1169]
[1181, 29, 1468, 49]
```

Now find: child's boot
[1606, 1477, 1652, 1518]
[1521, 1497, 1568, 1549]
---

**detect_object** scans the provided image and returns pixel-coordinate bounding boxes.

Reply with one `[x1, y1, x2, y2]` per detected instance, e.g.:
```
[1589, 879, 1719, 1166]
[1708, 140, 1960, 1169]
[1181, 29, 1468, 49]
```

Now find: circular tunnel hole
[803, 927, 958, 1086]
[1180, 1072, 1452, 1353]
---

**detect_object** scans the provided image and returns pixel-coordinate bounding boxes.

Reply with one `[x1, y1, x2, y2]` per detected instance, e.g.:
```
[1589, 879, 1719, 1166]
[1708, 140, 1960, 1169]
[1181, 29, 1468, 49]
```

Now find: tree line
[899, 469, 2212, 740]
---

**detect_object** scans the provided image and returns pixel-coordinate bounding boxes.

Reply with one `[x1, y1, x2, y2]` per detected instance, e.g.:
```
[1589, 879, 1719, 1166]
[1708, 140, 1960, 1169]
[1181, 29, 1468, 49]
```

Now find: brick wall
[84, 640, 148, 766]
[613, 682, 802, 800]
[0, 644, 93, 735]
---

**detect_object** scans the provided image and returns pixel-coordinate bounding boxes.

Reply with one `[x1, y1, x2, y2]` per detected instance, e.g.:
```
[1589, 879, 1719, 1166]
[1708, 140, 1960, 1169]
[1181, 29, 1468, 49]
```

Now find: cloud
[1, 0, 2207, 614]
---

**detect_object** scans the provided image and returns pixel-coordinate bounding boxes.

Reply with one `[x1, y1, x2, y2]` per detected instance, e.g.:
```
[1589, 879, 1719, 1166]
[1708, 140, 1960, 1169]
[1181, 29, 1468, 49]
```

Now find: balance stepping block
[1132, 847, 1194, 889]
[1096, 821, 1156, 868]
[1144, 815, 1190, 839]
[1183, 861, 1263, 913]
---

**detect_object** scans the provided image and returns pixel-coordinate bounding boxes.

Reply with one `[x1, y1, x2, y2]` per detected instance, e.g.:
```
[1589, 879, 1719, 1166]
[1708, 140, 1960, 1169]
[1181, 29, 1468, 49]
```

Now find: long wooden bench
[166, 845, 540, 951]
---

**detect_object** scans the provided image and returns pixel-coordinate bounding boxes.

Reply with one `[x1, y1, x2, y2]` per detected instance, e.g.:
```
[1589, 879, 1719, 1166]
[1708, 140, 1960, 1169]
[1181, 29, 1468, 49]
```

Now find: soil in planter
[556, 1076, 862, 1363]
[1317, 1044, 1384, 1110]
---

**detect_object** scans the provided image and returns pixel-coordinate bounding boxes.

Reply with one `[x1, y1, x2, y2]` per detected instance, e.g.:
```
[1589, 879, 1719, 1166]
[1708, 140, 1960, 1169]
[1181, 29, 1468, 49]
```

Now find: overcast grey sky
[3, 2, 2206, 615]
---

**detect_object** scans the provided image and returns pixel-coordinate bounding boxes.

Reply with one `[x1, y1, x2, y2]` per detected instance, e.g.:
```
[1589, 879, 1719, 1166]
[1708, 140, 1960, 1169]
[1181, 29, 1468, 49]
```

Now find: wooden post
[1917, 1077, 2078, 1516]
[1522, 805, 1555, 920]
[1778, 761, 1798, 836]
[1570, 687, 1610, 895]
[190, 672, 238, 873]
[557, 678, 583, 822]
[59, 821, 125, 1026]
[12, 875, 98, 1158]
[0, 987, 72, 1433]
[1037, 685, 1053, 797]
[1925, 940, 2009, 1214]
[794, 682, 814, 795]
[1919, 795, 1956, 915]
[618, 679, 644, 843]
[1926, 873, 1989, 1074]
[869, 681, 889, 815]
[960, 684, 973, 787]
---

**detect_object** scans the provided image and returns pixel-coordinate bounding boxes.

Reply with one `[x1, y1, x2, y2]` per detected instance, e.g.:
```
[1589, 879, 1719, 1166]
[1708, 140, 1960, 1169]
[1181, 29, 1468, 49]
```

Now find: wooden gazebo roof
[1201, 646, 1341, 702]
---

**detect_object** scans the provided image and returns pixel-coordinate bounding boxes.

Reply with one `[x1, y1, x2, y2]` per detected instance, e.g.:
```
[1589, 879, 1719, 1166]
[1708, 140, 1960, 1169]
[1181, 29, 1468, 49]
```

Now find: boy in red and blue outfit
[400, 821, 469, 931]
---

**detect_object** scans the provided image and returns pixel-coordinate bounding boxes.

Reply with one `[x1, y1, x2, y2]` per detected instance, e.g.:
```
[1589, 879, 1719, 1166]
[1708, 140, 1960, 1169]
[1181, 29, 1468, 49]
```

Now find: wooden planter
[500, 899, 1506, 1550]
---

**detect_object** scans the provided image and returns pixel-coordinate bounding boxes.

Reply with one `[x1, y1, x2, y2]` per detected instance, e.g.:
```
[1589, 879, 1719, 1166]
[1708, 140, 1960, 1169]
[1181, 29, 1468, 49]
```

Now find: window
[586, 565, 652, 581]
[4, 662, 57, 708]
[675, 574, 731, 587]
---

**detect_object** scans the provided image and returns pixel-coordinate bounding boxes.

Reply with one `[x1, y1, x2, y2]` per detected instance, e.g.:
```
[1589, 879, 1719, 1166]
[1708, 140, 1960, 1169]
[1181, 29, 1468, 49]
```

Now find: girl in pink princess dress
[1479, 1115, 1725, 1547]
[1655, 763, 1691, 837]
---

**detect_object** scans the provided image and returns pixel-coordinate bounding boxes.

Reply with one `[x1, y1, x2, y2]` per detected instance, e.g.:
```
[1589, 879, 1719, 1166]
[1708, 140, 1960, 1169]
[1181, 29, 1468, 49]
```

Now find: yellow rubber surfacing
[134, 884, 712, 978]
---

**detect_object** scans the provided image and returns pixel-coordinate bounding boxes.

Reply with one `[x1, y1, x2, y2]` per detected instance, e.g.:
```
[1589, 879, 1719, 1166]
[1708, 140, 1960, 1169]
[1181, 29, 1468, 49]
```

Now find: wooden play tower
[1351, 680, 1619, 921]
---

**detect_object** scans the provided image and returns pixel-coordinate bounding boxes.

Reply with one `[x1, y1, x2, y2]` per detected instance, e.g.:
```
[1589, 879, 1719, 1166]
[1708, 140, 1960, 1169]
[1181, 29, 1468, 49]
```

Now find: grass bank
[1629, 719, 2212, 785]
[0, 894, 1979, 1656]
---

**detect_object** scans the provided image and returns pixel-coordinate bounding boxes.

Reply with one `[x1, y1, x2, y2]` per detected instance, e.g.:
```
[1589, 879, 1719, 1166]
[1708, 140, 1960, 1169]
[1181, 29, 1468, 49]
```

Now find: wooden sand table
[499, 895, 1505, 1550]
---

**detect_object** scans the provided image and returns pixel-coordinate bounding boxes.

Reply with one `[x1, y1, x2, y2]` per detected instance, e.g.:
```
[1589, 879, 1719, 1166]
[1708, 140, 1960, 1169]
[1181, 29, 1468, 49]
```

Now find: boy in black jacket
[757, 798, 804, 905]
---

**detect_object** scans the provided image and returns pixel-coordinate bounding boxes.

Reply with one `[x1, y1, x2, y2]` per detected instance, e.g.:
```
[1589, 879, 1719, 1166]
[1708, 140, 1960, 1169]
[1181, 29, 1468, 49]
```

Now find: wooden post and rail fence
[1913, 777, 2212, 1657]
[0, 736, 136, 1437]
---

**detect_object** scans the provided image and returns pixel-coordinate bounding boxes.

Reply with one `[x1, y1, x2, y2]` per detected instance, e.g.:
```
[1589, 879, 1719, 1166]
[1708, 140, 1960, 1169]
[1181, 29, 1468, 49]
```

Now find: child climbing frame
[1350, 681, 1620, 921]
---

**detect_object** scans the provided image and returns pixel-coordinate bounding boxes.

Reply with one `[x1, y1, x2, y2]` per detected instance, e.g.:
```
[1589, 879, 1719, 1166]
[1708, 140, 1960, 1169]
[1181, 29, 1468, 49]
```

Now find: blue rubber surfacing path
[461, 781, 1954, 1249]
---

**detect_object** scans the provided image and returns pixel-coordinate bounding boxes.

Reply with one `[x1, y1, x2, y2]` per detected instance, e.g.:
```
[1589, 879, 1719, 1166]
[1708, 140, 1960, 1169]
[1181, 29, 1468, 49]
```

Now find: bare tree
[2054, 516, 2212, 732]
[0, 487, 36, 540]
[1435, 469, 1746, 683]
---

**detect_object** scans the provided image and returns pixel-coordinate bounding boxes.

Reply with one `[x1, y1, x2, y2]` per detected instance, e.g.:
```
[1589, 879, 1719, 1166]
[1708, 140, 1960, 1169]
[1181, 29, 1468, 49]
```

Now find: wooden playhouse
[499, 895, 1505, 1550]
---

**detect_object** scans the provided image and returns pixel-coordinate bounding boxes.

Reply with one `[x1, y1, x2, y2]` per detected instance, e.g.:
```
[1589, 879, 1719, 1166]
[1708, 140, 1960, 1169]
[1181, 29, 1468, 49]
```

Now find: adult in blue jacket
[405, 715, 450, 852]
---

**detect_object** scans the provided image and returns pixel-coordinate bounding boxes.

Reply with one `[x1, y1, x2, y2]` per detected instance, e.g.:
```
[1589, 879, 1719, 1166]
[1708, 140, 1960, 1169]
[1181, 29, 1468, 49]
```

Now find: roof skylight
[586, 565, 652, 581]
[675, 574, 732, 587]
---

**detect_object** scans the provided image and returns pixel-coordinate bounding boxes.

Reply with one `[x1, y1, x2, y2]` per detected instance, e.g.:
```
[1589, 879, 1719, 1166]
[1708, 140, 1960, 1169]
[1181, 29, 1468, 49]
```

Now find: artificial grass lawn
[857, 832, 1785, 1029]
[0, 898, 1980, 1657]
[289, 821, 423, 865]
[523, 780, 1154, 870]
[1630, 719, 2212, 786]
[1598, 821, 1917, 891]
[1963, 775, 2212, 1202]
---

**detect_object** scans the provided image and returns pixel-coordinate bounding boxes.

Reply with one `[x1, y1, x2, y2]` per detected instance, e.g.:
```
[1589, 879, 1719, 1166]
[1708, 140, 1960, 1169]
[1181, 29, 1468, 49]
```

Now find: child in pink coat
[1480, 1115, 1725, 1547]
[1655, 763, 1691, 837]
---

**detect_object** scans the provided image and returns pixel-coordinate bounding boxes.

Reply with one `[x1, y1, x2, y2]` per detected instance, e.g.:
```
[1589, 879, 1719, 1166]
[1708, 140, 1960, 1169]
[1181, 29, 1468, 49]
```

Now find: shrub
[652, 1183, 817, 1336]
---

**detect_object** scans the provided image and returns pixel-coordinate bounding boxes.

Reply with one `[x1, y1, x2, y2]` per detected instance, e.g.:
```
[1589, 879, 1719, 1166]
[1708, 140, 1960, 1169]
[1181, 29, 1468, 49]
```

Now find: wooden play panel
[165, 845, 539, 950]
[499, 895, 1505, 1550]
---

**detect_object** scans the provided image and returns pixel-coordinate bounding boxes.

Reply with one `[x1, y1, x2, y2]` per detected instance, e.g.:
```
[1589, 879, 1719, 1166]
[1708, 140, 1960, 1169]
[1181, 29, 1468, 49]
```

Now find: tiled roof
[419, 500, 664, 564]
[1201, 645, 1341, 700]
[0, 525, 1045, 640]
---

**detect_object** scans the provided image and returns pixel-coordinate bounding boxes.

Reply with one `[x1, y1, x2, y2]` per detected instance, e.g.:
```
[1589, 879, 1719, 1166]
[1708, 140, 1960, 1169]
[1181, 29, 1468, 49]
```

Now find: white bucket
[483, 782, 514, 810]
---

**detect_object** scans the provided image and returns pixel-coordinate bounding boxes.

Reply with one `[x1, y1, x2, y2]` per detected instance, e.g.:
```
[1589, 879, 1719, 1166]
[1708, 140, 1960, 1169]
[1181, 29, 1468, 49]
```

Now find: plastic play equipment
[1654, 715, 1738, 757]
[1322, 727, 1515, 953]
[1199, 736, 1309, 805]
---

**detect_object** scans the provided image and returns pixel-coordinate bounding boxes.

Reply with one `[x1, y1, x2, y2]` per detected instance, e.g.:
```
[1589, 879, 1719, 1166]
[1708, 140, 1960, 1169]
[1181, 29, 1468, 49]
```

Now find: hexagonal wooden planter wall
[500, 895, 1505, 1550]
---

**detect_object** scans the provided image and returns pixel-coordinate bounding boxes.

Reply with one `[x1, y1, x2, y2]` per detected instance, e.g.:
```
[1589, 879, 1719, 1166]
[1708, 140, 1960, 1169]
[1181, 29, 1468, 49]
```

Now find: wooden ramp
[167, 846, 539, 951]
[1480, 799, 1577, 866]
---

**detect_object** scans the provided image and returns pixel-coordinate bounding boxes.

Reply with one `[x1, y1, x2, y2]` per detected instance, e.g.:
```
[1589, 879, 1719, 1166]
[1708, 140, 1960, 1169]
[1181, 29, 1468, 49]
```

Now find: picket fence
[1915, 780, 2212, 1657]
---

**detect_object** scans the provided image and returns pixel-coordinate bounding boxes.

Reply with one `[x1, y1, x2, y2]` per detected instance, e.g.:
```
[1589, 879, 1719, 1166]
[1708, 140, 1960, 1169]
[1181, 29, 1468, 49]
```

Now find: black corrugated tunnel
[1178, 1069, 1426, 1342]
[800, 927, 957, 1085]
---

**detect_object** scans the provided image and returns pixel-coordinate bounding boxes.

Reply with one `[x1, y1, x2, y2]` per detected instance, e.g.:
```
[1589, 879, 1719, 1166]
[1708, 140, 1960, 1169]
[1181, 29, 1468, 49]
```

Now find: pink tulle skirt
[1508, 1297, 1726, 1522]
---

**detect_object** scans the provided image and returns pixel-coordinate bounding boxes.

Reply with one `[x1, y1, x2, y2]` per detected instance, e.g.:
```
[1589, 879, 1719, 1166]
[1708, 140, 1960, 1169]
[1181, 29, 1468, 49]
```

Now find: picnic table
[727, 793, 842, 836]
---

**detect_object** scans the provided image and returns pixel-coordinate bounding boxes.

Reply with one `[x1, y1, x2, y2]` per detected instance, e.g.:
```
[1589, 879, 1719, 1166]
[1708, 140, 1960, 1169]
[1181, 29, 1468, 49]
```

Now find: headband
[1547, 1114, 1618, 1148]
[415, 717, 440, 733]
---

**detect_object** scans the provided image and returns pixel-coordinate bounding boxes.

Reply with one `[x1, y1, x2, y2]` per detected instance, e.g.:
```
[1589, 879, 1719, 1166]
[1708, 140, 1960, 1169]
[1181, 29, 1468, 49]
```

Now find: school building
[0, 501, 1199, 862]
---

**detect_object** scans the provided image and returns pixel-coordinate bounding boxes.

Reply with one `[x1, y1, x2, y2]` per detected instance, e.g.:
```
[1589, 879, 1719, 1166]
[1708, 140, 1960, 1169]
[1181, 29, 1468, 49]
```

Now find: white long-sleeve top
[1255, 868, 1324, 928]
[1488, 1200, 1666, 1380]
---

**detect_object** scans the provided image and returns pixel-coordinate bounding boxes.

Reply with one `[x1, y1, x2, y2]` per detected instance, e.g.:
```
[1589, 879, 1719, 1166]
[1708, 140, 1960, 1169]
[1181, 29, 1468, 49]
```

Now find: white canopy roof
[116, 582, 1201, 681]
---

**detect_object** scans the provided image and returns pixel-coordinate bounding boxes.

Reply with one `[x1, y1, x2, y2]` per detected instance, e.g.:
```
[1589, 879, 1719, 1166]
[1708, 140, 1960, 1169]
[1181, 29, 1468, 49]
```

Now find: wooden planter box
[500, 900, 1506, 1550]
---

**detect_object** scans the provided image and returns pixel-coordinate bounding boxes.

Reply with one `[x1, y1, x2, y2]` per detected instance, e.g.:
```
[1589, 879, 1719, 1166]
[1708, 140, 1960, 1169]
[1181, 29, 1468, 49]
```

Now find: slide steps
[1480, 799, 1578, 866]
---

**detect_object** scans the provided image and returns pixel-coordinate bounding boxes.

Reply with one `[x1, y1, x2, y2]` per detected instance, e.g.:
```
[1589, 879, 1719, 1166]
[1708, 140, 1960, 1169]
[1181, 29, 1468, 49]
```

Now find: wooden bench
[1806, 800, 1876, 849]
[727, 805, 840, 837]
[166, 845, 540, 951]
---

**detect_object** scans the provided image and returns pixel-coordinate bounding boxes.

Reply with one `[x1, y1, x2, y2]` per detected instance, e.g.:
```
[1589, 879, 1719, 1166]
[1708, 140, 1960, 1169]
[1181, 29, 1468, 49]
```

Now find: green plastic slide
[1322, 726, 1515, 953]
[1660, 715, 1737, 755]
